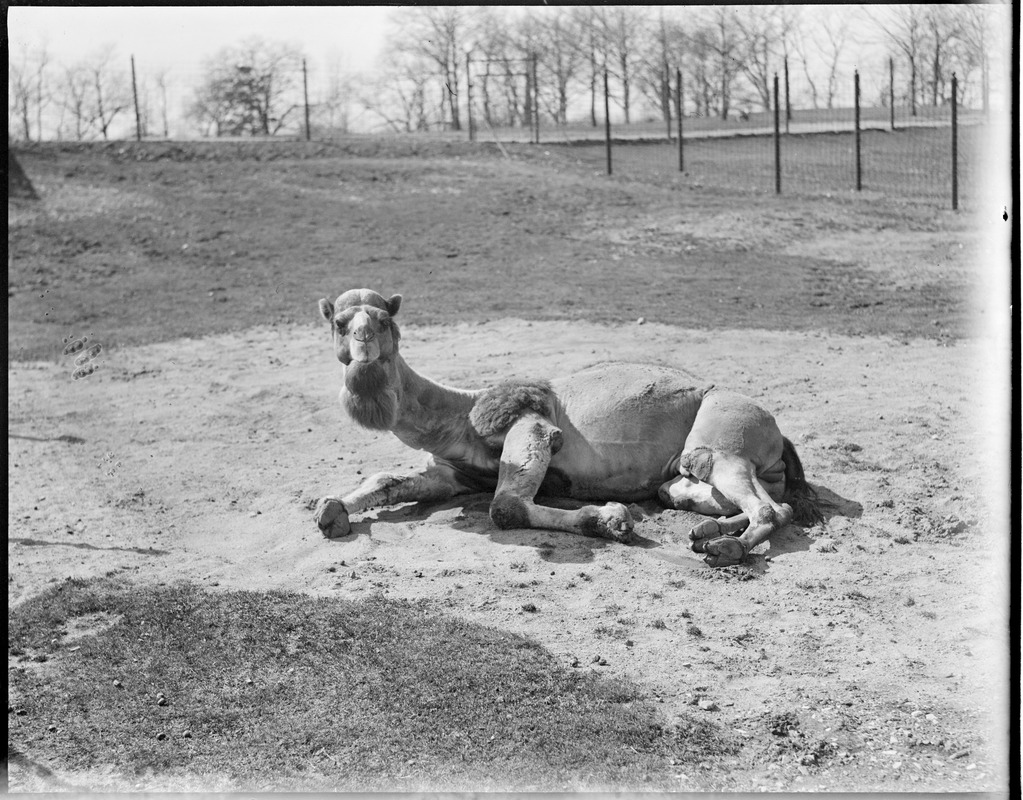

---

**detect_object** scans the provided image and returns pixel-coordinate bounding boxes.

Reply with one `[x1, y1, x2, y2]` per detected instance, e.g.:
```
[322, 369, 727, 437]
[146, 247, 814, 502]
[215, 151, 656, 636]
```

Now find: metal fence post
[773, 73, 781, 194]
[604, 70, 612, 176]
[676, 67, 684, 173]
[855, 69, 862, 191]
[951, 72, 958, 211]
[131, 55, 142, 141]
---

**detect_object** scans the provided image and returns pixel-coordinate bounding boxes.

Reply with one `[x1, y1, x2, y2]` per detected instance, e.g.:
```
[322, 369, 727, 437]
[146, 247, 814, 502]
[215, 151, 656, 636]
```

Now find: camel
[313, 289, 822, 567]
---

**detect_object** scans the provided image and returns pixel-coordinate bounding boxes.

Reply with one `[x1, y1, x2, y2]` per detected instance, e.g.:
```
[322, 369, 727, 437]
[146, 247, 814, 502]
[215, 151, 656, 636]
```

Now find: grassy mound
[9, 578, 731, 790]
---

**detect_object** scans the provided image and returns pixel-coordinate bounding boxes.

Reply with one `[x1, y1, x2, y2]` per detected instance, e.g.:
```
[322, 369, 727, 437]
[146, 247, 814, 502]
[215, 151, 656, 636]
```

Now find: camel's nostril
[353, 329, 375, 343]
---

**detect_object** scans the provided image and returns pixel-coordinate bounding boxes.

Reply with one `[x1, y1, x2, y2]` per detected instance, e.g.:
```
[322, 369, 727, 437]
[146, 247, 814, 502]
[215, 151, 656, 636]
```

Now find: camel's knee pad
[490, 492, 529, 530]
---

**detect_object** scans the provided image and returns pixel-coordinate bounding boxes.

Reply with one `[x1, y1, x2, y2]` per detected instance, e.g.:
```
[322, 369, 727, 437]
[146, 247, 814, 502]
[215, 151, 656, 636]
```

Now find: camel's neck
[342, 353, 478, 456]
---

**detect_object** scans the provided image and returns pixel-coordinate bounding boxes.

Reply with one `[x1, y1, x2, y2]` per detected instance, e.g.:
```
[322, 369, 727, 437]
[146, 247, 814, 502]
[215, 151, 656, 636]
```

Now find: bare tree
[9, 43, 50, 141]
[634, 7, 679, 126]
[564, 5, 607, 128]
[469, 7, 521, 128]
[84, 45, 131, 140]
[811, 8, 855, 109]
[733, 6, 775, 111]
[707, 6, 741, 120]
[923, 6, 961, 106]
[602, 6, 648, 123]
[189, 38, 305, 136]
[957, 4, 993, 113]
[153, 68, 171, 138]
[360, 45, 433, 133]
[33, 44, 52, 141]
[391, 7, 467, 131]
[319, 55, 353, 134]
[873, 4, 927, 115]
[9, 52, 35, 141]
[58, 63, 96, 140]
[791, 22, 821, 110]
[532, 7, 584, 126]
[678, 14, 722, 118]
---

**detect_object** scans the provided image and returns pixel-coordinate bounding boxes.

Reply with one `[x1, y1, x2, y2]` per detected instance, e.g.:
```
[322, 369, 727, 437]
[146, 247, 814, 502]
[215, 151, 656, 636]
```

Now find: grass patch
[9, 577, 732, 791]
[9, 141, 975, 361]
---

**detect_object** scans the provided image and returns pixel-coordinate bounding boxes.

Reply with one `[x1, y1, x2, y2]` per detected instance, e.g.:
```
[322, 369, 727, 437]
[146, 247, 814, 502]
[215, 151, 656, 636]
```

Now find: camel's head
[318, 289, 402, 366]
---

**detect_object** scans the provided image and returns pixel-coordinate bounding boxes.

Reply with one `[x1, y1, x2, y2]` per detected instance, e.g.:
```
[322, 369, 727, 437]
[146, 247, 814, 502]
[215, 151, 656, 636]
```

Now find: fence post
[664, 65, 672, 141]
[951, 72, 958, 211]
[536, 53, 544, 145]
[784, 55, 791, 133]
[302, 59, 311, 141]
[604, 70, 612, 176]
[676, 67, 684, 172]
[855, 69, 862, 191]
[466, 52, 475, 143]
[130, 55, 142, 142]
[774, 72, 781, 194]
[889, 56, 896, 131]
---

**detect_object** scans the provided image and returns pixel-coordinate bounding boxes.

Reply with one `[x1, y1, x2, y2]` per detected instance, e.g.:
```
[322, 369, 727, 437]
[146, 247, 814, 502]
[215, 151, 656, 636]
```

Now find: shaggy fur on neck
[342, 360, 400, 430]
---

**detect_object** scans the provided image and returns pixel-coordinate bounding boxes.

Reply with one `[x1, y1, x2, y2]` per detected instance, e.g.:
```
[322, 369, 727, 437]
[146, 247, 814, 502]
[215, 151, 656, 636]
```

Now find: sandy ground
[7, 317, 1011, 792]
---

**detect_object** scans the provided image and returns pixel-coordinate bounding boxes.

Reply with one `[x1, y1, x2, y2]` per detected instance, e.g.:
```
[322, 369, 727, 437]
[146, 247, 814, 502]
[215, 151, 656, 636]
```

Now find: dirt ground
[8, 316, 1011, 792]
[7, 141, 1013, 792]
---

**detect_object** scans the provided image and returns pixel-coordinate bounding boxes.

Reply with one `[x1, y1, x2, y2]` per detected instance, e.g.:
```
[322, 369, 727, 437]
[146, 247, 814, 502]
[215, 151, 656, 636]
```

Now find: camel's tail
[781, 437, 826, 526]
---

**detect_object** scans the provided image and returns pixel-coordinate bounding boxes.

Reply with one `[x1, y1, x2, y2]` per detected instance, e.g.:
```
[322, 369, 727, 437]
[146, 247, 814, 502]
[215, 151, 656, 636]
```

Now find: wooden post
[604, 70, 612, 176]
[773, 73, 781, 194]
[466, 52, 474, 143]
[784, 55, 791, 133]
[855, 69, 862, 191]
[951, 72, 958, 211]
[889, 56, 896, 131]
[664, 65, 672, 141]
[533, 52, 540, 144]
[676, 67, 684, 172]
[131, 55, 142, 142]
[302, 59, 311, 140]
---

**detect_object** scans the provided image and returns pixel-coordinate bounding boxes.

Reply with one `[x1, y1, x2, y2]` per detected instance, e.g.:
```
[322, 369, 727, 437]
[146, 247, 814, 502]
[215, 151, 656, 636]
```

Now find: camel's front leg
[314, 462, 464, 539]
[488, 412, 634, 543]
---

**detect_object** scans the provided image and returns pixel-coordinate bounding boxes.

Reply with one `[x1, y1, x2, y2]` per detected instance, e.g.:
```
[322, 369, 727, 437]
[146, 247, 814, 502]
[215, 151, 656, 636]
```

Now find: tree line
[8, 4, 1005, 142]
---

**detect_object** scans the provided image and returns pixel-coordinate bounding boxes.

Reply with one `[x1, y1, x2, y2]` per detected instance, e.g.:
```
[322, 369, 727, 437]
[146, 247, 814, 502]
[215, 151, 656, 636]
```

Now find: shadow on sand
[319, 482, 864, 570]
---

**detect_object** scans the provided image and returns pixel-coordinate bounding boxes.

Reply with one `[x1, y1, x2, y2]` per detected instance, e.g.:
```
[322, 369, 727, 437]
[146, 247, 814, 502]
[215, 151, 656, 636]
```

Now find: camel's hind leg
[676, 446, 792, 567]
[489, 412, 634, 543]
[662, 389, 794, 566]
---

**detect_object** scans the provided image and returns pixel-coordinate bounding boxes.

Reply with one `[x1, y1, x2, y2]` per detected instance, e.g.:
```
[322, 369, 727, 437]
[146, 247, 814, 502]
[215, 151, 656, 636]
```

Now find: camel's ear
[318, 298, 334, 323]
[386, 294, 402, 317]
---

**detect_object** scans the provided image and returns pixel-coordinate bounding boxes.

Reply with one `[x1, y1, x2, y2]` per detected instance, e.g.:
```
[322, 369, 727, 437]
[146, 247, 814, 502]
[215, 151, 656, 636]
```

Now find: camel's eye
[379, 318, 390, 329]
[334, 318, 347, 332]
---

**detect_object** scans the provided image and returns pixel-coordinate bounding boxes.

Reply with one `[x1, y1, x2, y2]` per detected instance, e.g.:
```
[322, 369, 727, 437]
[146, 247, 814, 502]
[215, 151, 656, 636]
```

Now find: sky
[7, 5, 395, 73]
[7, 4, 1012, 137]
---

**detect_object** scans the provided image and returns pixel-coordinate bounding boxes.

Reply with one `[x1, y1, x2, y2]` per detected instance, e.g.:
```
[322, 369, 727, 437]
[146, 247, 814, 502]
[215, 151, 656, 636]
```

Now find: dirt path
[7, 317, 1009, 792]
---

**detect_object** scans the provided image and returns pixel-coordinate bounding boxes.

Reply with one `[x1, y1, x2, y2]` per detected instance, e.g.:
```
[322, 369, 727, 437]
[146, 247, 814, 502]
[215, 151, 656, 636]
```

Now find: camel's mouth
[348, 338, 381, 364]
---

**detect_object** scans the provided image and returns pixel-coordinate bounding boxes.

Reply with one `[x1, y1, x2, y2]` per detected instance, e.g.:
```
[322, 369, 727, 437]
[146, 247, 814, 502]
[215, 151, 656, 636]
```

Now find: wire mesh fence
[9, 4, 1006, 211]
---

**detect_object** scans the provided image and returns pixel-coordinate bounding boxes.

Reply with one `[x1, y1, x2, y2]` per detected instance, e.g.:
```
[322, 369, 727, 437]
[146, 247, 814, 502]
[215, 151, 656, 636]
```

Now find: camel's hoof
[599, 503, 635, 544]
[314, 497, 351, 539]
[689, 518, 723, 542]
[692, 535, 746, 567]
